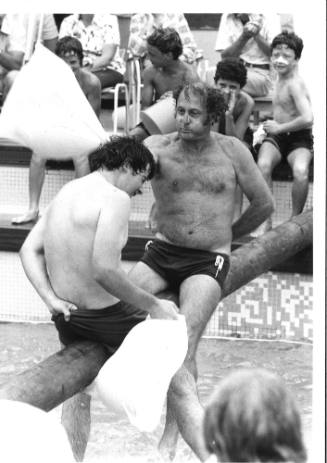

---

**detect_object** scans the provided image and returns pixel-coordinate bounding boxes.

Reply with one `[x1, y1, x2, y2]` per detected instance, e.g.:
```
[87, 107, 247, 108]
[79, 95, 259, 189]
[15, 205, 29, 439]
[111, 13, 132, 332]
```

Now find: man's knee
[257, 150, 276, 177]
[292, 162, 310, 182]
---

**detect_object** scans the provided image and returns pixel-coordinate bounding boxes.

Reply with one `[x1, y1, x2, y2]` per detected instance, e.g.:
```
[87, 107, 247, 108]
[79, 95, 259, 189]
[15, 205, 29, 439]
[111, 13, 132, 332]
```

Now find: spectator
[127, 13, 203, 68]
[55, 36, 101, 117]
[257, 31, 313, 230]
[0, 13, 58, 100]
[129, 27, 199, 142]
[214, 57, 255, 221]
[59, 14, 125, 89]
[215, 13, 281, 97]
[203, 368, 307, 463]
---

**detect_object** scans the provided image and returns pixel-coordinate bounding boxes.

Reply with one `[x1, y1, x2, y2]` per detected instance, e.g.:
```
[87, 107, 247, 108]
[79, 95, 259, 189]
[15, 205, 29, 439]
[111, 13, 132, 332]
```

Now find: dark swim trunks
[141, 239, 230, 290]
[52, 301, 147, 354]
[262, 128, 314, 159]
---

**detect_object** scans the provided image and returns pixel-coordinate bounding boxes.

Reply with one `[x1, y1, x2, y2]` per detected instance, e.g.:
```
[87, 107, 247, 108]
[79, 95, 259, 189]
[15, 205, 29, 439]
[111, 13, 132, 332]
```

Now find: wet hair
[55, 36, 84, 65]
[214, 57, 247, 88]
[203, 368, 307, 463]
[88, 136, 155, 180]
[173, 81, 227, 124]
[271, 31, 304, 59]
[147, 27, 183, 60]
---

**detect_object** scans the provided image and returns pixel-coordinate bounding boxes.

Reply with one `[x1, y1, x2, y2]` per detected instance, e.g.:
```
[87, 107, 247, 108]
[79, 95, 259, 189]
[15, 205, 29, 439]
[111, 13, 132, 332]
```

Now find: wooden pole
[0, 210, 312, 410]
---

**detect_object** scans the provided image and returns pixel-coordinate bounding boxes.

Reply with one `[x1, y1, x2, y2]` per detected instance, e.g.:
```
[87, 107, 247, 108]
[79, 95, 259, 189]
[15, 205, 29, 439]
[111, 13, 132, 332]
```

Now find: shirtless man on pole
[19, 136, 178, 461]
[128, 82, 274, 461]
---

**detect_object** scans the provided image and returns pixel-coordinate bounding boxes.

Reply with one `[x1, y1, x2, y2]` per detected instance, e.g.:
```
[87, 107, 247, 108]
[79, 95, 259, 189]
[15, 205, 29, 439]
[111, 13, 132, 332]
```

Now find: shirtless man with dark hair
[129, 82, 274, 460]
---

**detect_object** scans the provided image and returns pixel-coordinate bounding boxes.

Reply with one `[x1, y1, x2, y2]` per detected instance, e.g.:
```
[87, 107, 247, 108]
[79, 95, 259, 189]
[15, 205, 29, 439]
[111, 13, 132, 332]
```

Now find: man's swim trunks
[140, 239, 230, 290]
[262, 128, 313, 159]
[52, 301, 146, 354]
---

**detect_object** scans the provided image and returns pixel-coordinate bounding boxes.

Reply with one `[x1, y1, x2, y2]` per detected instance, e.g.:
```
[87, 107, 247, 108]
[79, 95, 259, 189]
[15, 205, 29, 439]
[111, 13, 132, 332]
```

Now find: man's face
[59, 51, 81, 74]
[146, 44, 170, 68]
[175, 90, 209, 140]
[271, 44, 297, 75]
[122, 165, 151, 197]
[215, 78, 241, 104]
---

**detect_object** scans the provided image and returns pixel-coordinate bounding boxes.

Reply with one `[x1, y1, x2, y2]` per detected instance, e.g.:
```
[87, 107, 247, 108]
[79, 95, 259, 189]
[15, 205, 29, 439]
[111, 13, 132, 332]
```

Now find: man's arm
[19, 214, 77, 320]
[92, 192, 178, 319]
[140, 67, 155, 109]
[91, 43, 118, 72]
[253, 32, 271, 56]
[264, 81, 313, 134]
[231, 140, 274, 238]
[221, 23, 257, 59]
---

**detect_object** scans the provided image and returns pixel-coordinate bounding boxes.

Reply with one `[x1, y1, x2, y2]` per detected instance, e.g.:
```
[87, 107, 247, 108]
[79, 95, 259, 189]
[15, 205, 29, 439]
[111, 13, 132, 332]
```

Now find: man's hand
[150, 299, 179, 320]
[263, 120, 282, 135]
[242, 22, 260, 39]
[47, 297, 78, 321]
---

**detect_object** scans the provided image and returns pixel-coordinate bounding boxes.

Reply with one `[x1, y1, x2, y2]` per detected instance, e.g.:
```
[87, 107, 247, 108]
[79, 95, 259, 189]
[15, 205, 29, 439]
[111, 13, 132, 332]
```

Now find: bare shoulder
[239, 90, 255, 109]
[143, 65, 156, 79]
[144, 133, 177, 151]
[213, 132, 251, 161]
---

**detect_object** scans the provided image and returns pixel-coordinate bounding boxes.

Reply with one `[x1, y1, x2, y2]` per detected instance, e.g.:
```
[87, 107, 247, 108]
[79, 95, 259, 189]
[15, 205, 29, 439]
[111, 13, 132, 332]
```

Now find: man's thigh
[179, 274, 221, 356]
[128, 261, 168, 294]
[287, 147, 313, 173]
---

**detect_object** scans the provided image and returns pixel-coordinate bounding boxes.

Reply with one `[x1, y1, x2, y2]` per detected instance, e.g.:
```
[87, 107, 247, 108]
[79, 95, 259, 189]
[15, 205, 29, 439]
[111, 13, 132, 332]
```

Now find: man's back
[44, 173, 124, 309]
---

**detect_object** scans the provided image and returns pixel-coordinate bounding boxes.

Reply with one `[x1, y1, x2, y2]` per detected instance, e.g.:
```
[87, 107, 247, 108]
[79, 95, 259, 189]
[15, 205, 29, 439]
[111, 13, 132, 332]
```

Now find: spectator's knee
[292, 164, 309, 183]
[257, 156, 273, 177]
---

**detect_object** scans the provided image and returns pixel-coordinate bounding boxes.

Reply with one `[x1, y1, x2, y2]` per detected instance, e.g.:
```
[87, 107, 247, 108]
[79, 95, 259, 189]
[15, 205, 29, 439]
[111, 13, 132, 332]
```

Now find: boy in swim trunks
[128, 82, 274, 461]
[257, 31, 313, 229]
[19, 136, 178, 460]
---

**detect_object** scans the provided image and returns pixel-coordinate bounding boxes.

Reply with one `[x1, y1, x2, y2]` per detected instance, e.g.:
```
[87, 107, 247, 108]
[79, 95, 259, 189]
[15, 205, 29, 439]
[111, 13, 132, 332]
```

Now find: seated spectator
[214, 57, 255, 221]
[59, 14, 124, 89]
[0, 13, 58, 100]
[127, 13, 203, 68]
[55, 36, 101, 117]
[257, 31, 313, 231]
[203, 368, 307, 463]
[129, 27, 199, 142]
[215, 13, 281, 97]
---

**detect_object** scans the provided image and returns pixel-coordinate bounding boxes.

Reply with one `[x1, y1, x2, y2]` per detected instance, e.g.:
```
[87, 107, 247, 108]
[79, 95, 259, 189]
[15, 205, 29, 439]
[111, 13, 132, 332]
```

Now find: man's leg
[61, 392, 91, 462]
[159, 274, 221, 461]
[257, 142, 281, 231]
[287, 148, 313, 216]
[12, 154, 46, 224]
[242, 68, 272, 98]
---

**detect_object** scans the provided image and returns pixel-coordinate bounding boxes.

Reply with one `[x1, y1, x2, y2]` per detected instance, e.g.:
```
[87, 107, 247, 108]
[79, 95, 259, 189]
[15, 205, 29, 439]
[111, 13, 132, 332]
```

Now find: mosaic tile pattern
[204, 271, 313, 341]
[0, 252, 313, 342]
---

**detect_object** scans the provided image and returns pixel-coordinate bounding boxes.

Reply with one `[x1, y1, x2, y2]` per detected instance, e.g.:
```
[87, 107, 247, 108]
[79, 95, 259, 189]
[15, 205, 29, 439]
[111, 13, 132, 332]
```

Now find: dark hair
[147, 27, 183, 60]
[271, 31, 304, 59]
[203, 369, 307, 463]
[88, 136, 155, 180]
[55, 36, 84, 65]
[214, 57, 247, 88]
[173, 82, 227, 124]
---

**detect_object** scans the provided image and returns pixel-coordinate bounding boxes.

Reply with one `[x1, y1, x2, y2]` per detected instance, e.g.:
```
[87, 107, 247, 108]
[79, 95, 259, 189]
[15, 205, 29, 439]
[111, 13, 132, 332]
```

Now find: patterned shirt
[59, 14, 125, 74]
[215, 13, 280, 65]
[127, 13, 203, 64]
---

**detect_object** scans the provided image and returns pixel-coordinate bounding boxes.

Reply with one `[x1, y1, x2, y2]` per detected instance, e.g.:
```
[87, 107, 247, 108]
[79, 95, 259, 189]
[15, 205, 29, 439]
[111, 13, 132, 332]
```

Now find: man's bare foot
[12, 210, 39, 225]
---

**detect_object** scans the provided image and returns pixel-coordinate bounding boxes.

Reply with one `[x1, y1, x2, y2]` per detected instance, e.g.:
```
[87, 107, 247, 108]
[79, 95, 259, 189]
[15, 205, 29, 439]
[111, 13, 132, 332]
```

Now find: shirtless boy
[128, 82, 274, 460]
[19, 136, 178, 461]
[130, 27, 199, 141]
[257, 31, 313, 227]
[55, 36, 101, 117]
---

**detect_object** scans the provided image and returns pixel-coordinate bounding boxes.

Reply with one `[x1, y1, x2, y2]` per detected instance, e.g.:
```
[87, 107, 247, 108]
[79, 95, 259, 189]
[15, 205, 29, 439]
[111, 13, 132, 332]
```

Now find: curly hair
[147, 27, 183, 60]
[203, 369, 307, 463]
[214, 57, 247, 88]
[173, 82, 227, 124]
[271, 31, 304, 59]
[55, 36, 84, 65]
[88, 136, 155, 180]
